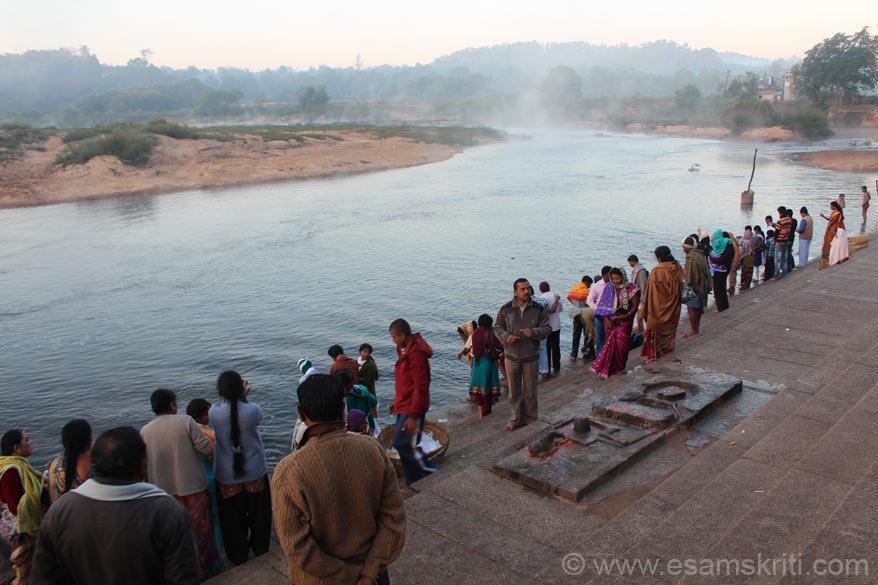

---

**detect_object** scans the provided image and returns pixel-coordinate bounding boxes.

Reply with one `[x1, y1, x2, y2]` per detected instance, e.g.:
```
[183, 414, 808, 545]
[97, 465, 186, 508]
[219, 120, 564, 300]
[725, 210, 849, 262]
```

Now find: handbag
[679, 281, 697, 303]
[483, 332, 502, 360]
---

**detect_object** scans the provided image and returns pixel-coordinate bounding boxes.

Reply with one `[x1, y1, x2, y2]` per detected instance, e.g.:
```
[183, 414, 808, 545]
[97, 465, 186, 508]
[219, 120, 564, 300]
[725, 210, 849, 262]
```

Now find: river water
[1, 129, 873, 467]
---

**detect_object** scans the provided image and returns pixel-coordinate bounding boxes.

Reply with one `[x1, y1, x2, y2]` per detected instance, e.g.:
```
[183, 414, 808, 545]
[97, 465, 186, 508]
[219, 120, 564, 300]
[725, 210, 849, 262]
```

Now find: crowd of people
[450, 194, 863, 434]
[0, 189, 868, 585]
[0, 322, 427, 585]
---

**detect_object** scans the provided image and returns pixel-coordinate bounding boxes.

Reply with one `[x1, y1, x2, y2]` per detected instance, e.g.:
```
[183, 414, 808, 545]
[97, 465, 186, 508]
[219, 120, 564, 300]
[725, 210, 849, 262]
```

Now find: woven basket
[378, 420, 449, 477]
[849, 236, 868, 254]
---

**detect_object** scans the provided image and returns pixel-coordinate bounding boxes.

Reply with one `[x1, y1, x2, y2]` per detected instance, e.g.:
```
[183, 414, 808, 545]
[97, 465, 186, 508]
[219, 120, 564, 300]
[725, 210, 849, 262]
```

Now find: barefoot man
[494, 279, 551, 431]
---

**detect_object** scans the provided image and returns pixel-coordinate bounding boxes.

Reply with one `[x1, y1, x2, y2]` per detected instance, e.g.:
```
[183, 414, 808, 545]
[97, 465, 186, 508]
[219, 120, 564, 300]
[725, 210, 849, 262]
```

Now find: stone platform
[492, 368, 742, 501]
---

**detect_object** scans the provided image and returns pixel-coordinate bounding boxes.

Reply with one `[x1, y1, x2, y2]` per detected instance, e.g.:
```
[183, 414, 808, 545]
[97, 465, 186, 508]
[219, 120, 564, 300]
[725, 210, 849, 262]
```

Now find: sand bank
[795, 150, 878, 173]
[0, 129, 500, 210]
[627, 124, 796, 142]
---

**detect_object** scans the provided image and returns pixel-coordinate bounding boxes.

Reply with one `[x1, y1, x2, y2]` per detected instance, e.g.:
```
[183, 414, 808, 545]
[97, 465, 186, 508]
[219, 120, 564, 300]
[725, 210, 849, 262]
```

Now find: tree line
[0, 31, 874, 136]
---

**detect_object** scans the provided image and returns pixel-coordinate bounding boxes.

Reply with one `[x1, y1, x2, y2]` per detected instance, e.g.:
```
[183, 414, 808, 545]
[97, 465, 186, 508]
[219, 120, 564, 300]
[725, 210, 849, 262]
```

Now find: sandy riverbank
[795, 150, 878, 173]
[0, 129, 501, 210]
[630, 123, 798, 142]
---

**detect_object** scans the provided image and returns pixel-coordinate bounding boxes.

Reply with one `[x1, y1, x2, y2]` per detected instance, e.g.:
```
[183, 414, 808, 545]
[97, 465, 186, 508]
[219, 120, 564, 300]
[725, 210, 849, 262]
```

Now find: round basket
[378, 420, 449, 477]
[849, 236, 868, 254]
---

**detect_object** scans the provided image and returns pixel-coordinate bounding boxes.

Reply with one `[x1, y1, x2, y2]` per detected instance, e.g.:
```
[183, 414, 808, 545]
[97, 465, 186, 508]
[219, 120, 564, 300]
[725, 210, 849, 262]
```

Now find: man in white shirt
[538, 281, 563, 376]
[140, 389, 219, 580]
[581, 266, 611, 359]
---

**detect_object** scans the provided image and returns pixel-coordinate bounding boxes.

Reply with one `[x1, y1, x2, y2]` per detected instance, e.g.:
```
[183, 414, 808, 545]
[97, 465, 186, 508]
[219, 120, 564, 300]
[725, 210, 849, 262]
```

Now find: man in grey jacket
[494, 278, 552, 431]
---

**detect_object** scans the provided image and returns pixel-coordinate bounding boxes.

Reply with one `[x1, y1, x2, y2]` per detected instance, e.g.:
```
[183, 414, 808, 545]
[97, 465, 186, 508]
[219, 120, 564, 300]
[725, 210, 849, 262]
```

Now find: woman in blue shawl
[591, 268, 640, 378]
[709, 229, 735, 312]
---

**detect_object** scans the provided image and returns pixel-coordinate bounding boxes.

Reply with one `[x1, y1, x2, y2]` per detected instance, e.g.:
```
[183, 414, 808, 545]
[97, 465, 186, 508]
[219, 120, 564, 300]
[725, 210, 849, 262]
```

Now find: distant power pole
[354, 54, 364, 71]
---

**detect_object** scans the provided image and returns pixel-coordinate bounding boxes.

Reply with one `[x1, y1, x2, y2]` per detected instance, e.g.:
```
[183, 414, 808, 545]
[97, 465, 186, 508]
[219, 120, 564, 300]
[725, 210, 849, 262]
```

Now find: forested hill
[430, 41, 789, 76]
[0, 42, 796, 126]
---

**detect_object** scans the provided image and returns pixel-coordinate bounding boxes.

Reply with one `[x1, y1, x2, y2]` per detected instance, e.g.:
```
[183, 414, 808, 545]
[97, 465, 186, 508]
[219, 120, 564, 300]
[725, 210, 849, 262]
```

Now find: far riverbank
[0, 125, 505, 210]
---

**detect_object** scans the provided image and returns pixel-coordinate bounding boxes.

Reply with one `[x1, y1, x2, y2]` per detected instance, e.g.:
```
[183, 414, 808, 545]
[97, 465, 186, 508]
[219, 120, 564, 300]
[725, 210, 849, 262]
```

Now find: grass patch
[369, 125, 504, 146]
[63, 120, 204, 144]
[55, 128, 156, 166]
[198, 125, 343, 143]
[0, 124, 54, 163]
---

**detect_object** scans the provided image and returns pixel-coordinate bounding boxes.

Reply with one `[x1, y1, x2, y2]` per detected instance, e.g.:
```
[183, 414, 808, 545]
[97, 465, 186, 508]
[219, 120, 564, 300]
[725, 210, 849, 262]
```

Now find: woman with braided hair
[209, 370, 272, 565]
[46, 419, 92, 503]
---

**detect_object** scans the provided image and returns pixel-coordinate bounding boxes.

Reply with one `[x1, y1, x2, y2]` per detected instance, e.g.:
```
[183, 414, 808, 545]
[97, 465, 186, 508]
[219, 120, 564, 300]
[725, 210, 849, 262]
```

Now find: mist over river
[1, 129, 872, 467]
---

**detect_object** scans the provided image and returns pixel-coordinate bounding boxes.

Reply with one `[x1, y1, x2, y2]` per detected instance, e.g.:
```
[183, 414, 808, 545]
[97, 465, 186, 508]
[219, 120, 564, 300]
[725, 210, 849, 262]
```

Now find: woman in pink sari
[591, 268, 641, 379]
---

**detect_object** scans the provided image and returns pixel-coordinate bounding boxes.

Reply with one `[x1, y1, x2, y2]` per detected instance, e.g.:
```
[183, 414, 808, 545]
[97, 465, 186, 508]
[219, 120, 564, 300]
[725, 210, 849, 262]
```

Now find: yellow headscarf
[0, 456, 44, 536]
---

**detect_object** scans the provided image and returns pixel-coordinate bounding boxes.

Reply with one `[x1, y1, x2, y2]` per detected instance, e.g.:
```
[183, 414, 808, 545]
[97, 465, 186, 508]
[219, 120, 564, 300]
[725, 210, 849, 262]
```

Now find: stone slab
[426, 464, 607, 552]
[741, 414, 831, 470]
[680, 468, 852, 585]
[492, 368, 741, 502]
[630, 459, 787, 569]
[405, 491, 561, 578]
[391, 518, 541, 585]
[795, 408, 878, 485]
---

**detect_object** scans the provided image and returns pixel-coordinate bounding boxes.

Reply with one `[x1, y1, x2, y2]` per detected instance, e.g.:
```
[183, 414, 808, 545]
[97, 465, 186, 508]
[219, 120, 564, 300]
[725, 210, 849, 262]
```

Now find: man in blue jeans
[586, 266, 612, 356]
[773, 206, 792, 279]
[389, 318, 436, 488]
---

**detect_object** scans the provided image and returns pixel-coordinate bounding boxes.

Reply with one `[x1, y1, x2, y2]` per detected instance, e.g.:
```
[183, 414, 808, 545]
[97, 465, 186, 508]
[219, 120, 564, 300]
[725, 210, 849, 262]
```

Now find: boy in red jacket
[389, 318, 437, 488]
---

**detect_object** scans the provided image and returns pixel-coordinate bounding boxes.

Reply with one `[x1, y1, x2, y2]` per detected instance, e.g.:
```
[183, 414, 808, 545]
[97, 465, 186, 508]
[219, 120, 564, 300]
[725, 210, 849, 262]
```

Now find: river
[1, 128, 873, 467]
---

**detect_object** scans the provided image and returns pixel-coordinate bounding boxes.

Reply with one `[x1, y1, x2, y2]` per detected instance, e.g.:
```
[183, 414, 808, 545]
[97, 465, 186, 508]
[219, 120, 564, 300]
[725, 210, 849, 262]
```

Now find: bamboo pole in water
[746, 149, 758, 192]
[741, 148, 757, 205]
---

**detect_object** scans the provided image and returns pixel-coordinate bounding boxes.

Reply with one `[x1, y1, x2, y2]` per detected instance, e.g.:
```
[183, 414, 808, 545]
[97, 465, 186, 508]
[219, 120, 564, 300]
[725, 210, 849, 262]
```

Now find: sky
[3, 0, 873, 70]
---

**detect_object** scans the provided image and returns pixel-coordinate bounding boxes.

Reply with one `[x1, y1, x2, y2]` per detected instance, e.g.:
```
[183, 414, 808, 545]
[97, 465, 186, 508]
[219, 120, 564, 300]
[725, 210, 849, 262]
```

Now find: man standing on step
[388, 318, 436, 488]
[494, 278, 551, 431]
[773, 206, 792, 279]
[272, 374, 406, 585]
[797, 206, 813, 268]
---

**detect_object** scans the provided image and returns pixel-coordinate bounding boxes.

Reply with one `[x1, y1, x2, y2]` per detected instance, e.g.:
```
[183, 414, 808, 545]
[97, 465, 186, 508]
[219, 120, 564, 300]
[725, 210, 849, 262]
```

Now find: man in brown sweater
[272, 374, 406, 585]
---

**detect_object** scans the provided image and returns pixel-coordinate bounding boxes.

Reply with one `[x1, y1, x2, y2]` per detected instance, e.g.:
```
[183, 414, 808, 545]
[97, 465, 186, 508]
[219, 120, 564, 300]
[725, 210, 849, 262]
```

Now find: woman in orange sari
[820, 201, 845, 267]
[637, 246, 684, 362]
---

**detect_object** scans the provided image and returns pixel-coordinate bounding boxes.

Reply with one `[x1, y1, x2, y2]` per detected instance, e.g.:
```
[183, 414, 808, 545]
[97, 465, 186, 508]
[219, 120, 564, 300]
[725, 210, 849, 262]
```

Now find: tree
[723, 72, 758, 100]
[793, 27, 877, 105]
[674, 84, 702, 114]
[541, 65, 584, 119]
[296, 85, 329, 114]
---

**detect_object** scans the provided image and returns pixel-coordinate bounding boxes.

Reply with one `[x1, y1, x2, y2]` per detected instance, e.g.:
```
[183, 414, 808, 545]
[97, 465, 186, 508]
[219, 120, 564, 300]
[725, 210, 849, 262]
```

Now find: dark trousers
[712, 271, 730, 312]
[570, 315, 584, 356]
[595, 317, 606, 356]
[547, 329, 561, 371]
[217, 477, 273, 566]
[392, 414, 434, 485]
[764, 258, 775, 280]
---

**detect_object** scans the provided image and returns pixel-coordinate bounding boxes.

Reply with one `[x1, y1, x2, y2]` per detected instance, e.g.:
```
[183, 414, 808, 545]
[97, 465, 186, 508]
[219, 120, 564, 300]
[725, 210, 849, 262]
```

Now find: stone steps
[527, 252, 878, 585]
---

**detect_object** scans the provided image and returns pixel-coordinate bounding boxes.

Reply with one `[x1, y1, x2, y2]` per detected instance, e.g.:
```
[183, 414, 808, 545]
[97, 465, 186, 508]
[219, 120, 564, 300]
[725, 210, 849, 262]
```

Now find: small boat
[688, 163, 701, 172]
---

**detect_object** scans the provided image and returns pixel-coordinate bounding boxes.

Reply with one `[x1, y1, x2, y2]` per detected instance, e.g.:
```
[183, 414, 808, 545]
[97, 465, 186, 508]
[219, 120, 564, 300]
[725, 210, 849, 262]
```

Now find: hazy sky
[3, 0, 873, 69]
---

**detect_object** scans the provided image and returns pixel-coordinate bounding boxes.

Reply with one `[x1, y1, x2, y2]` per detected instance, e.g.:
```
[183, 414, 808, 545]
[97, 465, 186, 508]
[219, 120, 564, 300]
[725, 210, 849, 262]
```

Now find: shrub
[0, 124, 54, 163]
[55, 128, 156, 166]
[775, 103, 832, 140]
[145, 119, 202, 139]
[62, 127, 106, 143]
[720, 101, 775, 135]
